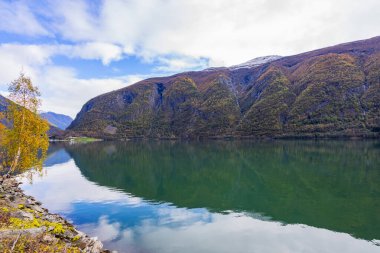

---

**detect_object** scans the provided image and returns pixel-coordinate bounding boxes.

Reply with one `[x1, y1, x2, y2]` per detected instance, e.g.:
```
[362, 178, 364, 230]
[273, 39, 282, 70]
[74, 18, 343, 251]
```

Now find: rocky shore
[0, 175, 108, 252]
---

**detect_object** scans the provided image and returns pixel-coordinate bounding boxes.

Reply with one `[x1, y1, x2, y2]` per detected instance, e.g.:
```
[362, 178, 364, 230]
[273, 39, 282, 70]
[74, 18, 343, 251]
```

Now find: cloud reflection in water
[20, 146, 380, 253]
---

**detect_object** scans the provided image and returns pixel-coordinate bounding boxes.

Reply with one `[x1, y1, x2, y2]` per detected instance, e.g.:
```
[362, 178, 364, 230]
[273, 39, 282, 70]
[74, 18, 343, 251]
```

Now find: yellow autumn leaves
[0, 73, 49, 175]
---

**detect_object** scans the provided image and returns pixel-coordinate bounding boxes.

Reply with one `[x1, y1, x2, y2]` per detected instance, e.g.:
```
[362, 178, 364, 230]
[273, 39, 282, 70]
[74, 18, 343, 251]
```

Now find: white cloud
[1, 0, 379, 116]
[37, 66, 127, 117]
[19, 159, 143, 212]
[80, 216, 121, 242]
[0, 1, 50, 36]
[0, 44, 53, 86]
[78, 210, 380, 253]
[38, 66, 150, 117]
[60, 42, 124, 65]
[0, 43, 145, 117]
[133, 214, 380, 253]
[47, 0, 380, 65]
[2, 0, 379, 67]
[154, 56, 209, 72]
[48, 0, 97, 41]
[0, 42, 124, 83]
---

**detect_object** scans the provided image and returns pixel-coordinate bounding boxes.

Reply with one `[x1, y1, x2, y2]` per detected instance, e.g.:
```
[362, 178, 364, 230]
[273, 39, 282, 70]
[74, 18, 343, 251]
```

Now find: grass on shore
[68, 137, 102, 143]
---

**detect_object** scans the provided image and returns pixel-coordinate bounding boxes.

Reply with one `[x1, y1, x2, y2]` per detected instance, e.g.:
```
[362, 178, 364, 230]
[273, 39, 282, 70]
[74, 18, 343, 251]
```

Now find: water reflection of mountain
[44, 143, 72, 167]
[64, 140, 380, 241]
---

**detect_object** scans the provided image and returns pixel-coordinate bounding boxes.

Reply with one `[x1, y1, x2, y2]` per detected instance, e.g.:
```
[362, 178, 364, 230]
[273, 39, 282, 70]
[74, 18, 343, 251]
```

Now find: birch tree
[2, 73, 49, 174]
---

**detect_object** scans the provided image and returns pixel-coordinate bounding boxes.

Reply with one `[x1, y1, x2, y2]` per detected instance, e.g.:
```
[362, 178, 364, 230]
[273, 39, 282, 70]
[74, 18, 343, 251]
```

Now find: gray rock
[1, 176, 106, 252]
[84, 239, 104, 253]
[42, 233, 59, 244]
[45, 214, 64, 223]
[13, 210, 34, 220]
[31, 205, 44, 213]
[0, 227, 47, 237]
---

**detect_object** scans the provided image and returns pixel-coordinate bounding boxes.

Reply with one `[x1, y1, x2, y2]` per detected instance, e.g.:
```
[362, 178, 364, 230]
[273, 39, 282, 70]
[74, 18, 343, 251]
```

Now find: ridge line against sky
[0, 0, 379, 117]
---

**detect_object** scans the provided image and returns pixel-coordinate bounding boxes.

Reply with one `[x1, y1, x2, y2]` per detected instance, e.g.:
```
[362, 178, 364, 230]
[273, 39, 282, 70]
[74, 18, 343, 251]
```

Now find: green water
[22, 140, 380, 252]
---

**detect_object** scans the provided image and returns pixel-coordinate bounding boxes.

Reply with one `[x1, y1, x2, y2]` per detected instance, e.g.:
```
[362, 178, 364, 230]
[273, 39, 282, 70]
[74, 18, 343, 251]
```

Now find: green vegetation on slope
[68, 36, 380, 139]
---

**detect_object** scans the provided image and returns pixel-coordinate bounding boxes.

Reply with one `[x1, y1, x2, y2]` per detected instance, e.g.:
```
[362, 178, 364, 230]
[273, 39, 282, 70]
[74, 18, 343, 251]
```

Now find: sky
[0, 0, 379, 117]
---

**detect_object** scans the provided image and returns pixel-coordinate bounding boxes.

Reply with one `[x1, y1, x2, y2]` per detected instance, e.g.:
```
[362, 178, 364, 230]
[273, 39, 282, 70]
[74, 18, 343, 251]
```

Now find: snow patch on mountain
[229, 55, 282, 70]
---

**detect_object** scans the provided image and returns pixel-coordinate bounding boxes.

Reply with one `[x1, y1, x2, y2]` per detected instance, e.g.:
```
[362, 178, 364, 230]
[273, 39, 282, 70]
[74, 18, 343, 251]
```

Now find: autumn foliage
[0, 73, 49, 174]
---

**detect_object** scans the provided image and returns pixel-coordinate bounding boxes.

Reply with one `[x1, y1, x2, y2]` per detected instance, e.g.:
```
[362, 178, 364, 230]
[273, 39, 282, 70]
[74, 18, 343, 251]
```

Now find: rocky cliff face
[68, 36, 380, 139]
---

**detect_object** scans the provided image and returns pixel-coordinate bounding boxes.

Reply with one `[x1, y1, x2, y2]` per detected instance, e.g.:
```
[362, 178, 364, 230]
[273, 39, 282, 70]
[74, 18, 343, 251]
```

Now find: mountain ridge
[229, 55, 282, 70]
[68, 36, 380, 139]
[40, 112, 73, 130]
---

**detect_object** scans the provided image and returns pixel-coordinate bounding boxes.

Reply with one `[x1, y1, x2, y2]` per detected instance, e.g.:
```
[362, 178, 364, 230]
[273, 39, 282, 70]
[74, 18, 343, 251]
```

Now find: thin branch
[10, 232, 21, 253]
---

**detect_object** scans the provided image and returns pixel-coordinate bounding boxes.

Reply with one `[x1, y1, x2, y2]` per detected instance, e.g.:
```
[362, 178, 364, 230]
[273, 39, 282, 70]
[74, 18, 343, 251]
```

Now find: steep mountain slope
[68, 36, 380, 139]
[40, 112, 73, 130]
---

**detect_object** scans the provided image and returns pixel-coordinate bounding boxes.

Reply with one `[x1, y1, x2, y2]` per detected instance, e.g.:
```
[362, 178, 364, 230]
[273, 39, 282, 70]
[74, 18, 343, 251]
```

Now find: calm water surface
[20, 140, 380, 253]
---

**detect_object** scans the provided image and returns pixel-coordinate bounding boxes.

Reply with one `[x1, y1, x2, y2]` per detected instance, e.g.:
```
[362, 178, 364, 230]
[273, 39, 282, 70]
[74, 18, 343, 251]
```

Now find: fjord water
[21, 140, 380, 253]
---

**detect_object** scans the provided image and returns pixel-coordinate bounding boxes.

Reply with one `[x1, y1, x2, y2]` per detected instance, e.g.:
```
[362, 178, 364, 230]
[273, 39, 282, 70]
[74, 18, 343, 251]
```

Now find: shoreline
[0, 175, 108, 253]
[55, 135, 380, 143]
[58, 131, 380, 141]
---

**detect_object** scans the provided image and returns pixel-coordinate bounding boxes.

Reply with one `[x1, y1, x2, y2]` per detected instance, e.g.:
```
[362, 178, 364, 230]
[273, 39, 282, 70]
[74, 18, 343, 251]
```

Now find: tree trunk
[9, 147, 21, 174]
[8, 109, 25, 174]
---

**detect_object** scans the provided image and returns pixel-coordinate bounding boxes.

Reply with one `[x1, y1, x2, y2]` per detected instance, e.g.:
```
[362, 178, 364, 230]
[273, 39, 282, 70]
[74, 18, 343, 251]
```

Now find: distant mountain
[68, 36, 380, 139]
[0, 94, 10, 126]
[0, 95, 64, 137]
[40, 112, 73, 130]
[0, 94, 8, 109]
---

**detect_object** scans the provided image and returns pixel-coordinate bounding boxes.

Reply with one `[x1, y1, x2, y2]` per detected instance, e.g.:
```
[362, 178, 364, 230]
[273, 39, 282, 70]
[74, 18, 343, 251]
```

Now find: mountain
[0, 94, 10, 127]
[40, 112, 73, 130]
[68, 36, 380, 139]
[229, 55, 282, 70]
[0, 94, 8, 111]
[0, 94, 64, 137]
[0, 94, 9, 110]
